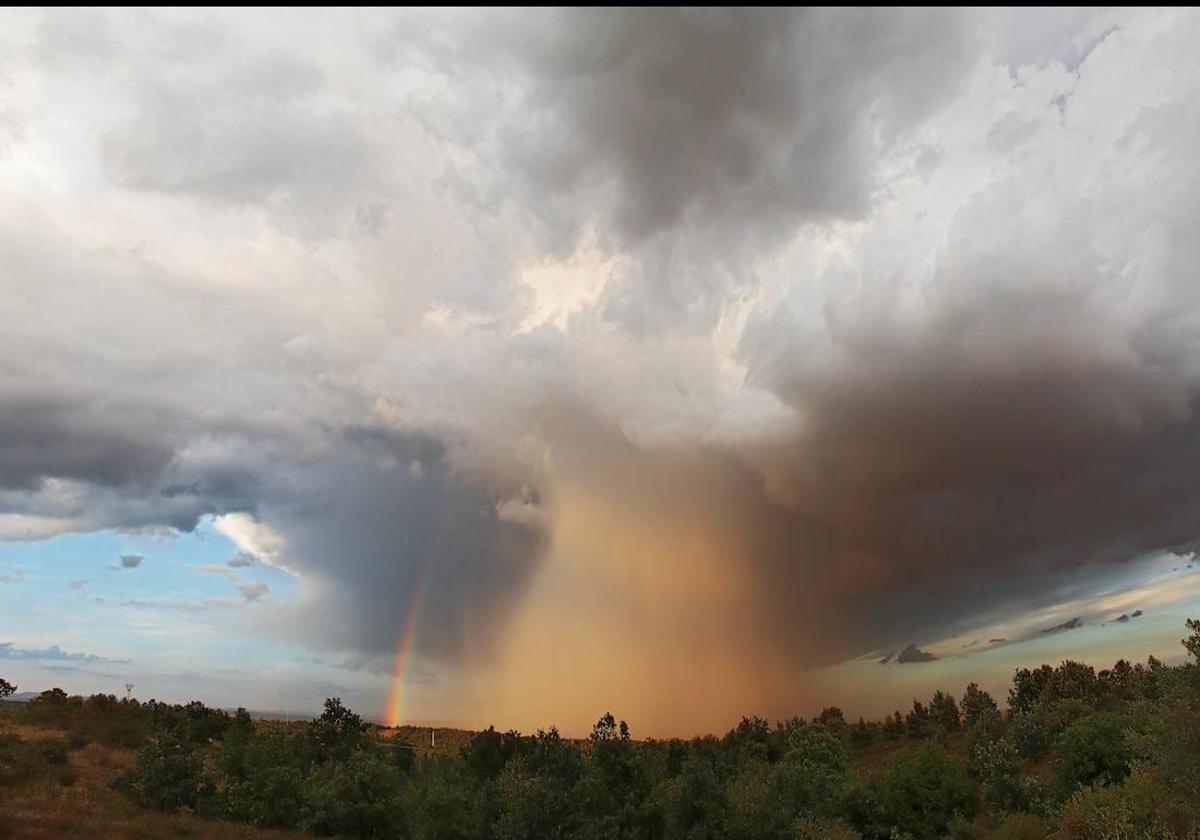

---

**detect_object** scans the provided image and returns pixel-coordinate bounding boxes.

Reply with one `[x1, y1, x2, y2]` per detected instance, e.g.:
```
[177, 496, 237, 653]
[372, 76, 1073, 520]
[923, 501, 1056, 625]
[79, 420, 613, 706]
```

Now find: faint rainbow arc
[384, 562, 431, 728]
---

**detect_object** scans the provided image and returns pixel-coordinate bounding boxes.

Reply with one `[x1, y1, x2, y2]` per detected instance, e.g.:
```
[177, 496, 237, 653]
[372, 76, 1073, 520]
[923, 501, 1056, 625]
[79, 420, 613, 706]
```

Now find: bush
[774, 724, 850, 818]
[219, 731, 308, 827]
[309, 697, 366, 764]
[1055, 712, 1138, 791]
[1010, 698, 1092, 760]
[405, 758, 485, 840]
[114, 733, 216, 814]
[876, 745, 976, 840]
[725, 758, 790, 840]
[985, 813, 1053, 840]
[653, 752, 727, 840]
[1054, 768, 1194, 840]
[0, 734, 74, 788]
[302, 748, 404, 837]
[972, 738, 1024, 812]
[791, 816, 860, 840]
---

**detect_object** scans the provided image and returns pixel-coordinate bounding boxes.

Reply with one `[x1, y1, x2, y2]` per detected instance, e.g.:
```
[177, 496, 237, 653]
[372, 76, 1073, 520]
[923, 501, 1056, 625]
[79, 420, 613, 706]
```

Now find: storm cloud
[3, 8, 1200, 731]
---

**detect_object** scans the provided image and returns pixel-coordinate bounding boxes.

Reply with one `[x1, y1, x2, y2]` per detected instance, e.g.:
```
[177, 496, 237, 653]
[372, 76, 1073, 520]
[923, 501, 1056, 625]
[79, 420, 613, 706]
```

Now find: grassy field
[0, 705, 308, 840]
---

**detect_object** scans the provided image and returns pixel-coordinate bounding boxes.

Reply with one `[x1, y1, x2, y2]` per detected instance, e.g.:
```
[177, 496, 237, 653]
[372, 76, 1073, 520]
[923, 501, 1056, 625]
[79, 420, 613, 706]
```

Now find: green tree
[220, 731, 308, 827]
[725, 758, 790, 840]
[1056, 767, 1194, 840]
[882, 710, 904, 739]
[972, 737, 1023, 811]
[0, 676, 15, 698]
[905, 700, 931, 738]
[1043, 660, 1100, 705]
[309, 697, 365, 763]
[961, 682, 998, 728]
[928, 690, 961, 732]
[877, 745, 976, 839]
[407, 759, 485, 840]
[1183, 617, 1200, 664]
[727, 715, 776, 762]
[302, 749, 404, 837]
[115, 732, 216, 814]
[1057, 712, 1137, 791]
[655, 752, 727, 840]
[813, 706, 847, 732]
[463, 725, 521, 782]
[774, 724, 850, 818]
[1009, 665, 1053, 715]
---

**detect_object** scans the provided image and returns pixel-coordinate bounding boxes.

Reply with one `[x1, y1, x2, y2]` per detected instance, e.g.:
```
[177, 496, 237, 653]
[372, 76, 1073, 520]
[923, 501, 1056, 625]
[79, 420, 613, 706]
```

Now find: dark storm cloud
[401, 8, 974, 248]
[0, 398, 176, 492]
[1042, 617, 1084, 634]
[896, 644, 937, 664]
[386, 8, 976, 328]
[713, 371, 1200, 660]
[261, 428, 545, 662]
[6, 7, 1200, 719]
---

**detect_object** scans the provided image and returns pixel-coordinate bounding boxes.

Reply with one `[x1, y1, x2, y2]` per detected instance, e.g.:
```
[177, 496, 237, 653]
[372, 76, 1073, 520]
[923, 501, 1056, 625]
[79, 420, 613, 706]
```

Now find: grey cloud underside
[389, 8, 976, 328]
[0, 399, 175, 493]
[406, 8, 973, 245]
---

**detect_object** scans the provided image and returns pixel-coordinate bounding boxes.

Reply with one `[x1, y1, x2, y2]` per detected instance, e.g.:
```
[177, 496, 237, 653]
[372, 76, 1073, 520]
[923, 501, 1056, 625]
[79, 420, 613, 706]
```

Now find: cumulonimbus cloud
[2, 7, 1200, 732]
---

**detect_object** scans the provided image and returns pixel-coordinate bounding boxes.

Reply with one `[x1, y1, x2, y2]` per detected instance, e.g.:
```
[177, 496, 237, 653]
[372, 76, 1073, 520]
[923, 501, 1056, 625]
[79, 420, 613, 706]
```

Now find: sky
[3, 8, 1200, 737]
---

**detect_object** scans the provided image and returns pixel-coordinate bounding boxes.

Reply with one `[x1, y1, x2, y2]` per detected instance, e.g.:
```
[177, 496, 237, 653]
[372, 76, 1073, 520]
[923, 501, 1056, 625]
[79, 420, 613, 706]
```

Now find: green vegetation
[4, 620, 1200, 838]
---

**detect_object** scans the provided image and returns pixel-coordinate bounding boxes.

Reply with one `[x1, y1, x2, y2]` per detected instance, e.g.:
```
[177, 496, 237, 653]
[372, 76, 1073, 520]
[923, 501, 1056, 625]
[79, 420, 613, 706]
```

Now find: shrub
[115, 733, 216, 814]
[1054, 768, 1194, 840]
[1055, 712, 1137, 791]
[791, 816, 860, 840]
[972, 738, 1023, 812]
[877, 745, 976, 840]
[985, 813, 1053, 840]
[962, 683, 1000, 729]
[405, 758, 485, 840]
[220, 731, 308, 827]
[653, 752, 727, 840]
[774, 724, 850, 818]
[302, 748, 404, 837]
[1010, 698, 1092, 760]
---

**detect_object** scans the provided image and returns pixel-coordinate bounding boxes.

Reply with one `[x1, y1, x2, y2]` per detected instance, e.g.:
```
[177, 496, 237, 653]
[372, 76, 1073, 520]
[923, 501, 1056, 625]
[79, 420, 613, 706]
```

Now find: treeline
[4, 621, 1200, 838]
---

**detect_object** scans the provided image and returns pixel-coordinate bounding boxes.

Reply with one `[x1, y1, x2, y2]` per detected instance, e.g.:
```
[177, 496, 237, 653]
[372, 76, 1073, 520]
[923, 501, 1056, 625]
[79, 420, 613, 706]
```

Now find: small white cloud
[495, 486, 547, 528]
[0, 568, 24, 584]
[68, 579, 88, 589]
[196, 563, 236, 581]
[213, 513, 294, 575]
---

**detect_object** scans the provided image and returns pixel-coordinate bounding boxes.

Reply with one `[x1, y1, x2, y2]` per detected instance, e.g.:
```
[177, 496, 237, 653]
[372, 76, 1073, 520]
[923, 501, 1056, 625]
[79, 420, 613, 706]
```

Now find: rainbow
[383, 565, 431, 728]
